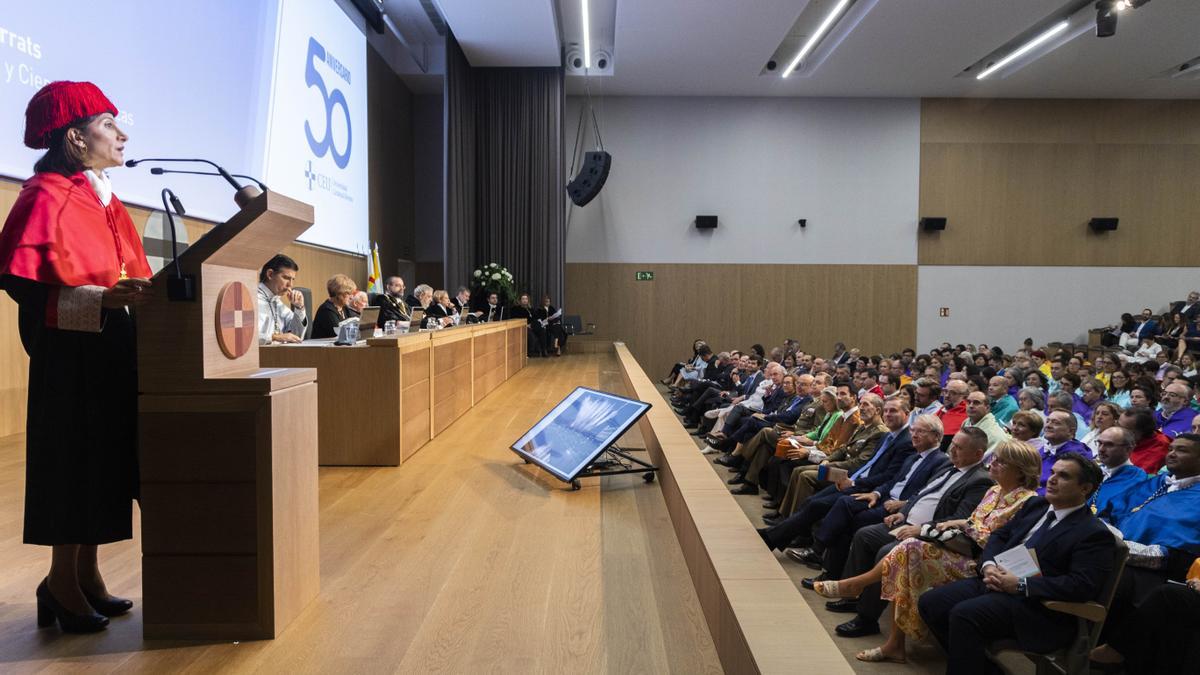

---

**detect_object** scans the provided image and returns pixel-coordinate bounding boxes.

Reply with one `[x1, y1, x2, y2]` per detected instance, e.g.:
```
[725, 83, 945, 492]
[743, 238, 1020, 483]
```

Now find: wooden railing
[613, 343, 852, 674]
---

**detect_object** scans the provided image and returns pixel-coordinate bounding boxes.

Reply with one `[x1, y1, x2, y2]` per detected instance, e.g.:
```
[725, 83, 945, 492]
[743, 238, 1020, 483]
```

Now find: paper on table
[993, 544, 1042, 578]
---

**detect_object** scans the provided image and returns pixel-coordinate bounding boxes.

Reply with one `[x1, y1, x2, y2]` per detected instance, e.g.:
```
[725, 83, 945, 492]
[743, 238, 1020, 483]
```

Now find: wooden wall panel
[918, 99, 1200, 266]
[565, 263, 917, 382]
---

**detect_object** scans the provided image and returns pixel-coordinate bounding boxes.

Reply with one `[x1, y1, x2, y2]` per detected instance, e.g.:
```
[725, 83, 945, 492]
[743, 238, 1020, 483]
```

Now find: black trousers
[843, 523, 902, 624]
[918, 577, 1075, 675]
[1108, 583, 1200, 671]
[759, 485, 842, 550]
[815, 496, 887, 578]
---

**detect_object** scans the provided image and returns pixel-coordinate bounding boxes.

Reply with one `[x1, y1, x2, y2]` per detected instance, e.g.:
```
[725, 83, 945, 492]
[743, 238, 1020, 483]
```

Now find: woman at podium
[0, 81, 151, 633]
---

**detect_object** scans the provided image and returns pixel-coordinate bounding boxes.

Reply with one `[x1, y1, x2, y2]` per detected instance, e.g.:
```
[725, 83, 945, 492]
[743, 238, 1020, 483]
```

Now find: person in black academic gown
[424, 289, 456, 329]
[376, 276, 411, 325]
[480, 291, 508, 322]
[0, 81, 152, 633]
[534, 294, 568, 356]
[511, 292, 548, 356]
[312, 274, 357, 339]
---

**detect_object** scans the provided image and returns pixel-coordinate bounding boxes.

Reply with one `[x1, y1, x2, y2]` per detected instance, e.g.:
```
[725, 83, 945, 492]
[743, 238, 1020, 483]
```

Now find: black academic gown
[534, 305, 568, 351]
[5, 275, 138, 545]
[480, 304, 508, 322]
[377, 293, 410, 324]
[312, 299, 348, 339]
[512, 305, 547, 354]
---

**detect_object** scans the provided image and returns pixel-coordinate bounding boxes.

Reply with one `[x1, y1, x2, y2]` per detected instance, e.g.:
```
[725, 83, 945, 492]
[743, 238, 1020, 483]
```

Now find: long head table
[261, 319, 527, 465]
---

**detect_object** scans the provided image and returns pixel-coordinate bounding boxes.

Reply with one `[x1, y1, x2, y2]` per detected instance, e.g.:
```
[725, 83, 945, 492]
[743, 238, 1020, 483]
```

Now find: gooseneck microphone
[126, 157, 263, 208]
[126, 157, 243, 189]
[159, 188, 196, 302]
[149, 167, 268, 192]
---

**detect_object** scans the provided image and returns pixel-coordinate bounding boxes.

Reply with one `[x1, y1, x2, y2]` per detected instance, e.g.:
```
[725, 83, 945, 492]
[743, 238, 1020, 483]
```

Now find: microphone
[127, 157, 262, 208]
[160, 188, 196, 302]
[150, 167, 268, 192]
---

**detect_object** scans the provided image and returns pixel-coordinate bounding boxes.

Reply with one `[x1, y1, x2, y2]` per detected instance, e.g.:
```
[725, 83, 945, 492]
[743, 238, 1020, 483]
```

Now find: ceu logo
[305, 160, 315, 190]
[304, 36, 352, 170]
[215, 281, 256, 360]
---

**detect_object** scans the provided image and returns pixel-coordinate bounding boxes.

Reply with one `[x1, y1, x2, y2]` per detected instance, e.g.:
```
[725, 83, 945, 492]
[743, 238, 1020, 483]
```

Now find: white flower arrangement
[472, 261, 517, 304]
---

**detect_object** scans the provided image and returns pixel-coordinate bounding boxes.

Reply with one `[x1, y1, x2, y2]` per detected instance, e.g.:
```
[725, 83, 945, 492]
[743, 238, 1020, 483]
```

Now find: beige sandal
[856, 647, 906, 664]
[812, 580, 841, 598]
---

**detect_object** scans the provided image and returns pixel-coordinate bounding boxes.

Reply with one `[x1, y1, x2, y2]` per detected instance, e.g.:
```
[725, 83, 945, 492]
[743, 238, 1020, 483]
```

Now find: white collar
[1101, 460, 1133, 478]
[1166, 474, 1200, 492]
[845, 406, 859, 417]
[83, 169, 112, 206]
[1049, 503, 1086, 522]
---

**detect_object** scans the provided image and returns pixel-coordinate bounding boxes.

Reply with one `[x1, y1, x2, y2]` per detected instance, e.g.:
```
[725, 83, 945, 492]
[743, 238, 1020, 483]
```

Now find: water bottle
[384, 320, 396, 336]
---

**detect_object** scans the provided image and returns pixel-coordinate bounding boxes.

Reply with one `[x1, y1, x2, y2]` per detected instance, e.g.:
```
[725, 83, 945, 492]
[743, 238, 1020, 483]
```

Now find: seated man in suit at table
[918, 452, 1115, 675]
[480, 292, 508, 322]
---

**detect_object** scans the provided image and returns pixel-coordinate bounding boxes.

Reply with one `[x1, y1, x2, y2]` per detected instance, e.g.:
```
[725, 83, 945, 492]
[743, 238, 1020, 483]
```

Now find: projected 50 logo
[304, 37, 352, 169]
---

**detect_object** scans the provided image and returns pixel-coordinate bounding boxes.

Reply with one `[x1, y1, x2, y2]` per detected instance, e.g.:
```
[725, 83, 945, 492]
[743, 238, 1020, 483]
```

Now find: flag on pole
[367, 243, 383, 295]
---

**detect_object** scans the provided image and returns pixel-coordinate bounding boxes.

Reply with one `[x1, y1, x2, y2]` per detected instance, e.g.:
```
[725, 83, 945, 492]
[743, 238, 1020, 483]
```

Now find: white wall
[916, 266, 1200, 352]
[565, 96, 920, 264]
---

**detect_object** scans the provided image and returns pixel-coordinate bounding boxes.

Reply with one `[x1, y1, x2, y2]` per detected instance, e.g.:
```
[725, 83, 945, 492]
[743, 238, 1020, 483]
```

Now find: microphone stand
[160, 188, 196, 301]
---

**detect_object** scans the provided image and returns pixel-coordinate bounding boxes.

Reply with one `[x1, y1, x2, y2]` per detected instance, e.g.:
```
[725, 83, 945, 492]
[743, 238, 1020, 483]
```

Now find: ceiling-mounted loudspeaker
[920, 217, 947, 231]
[695, 215, 718, 229]
[567, 151, 612, 207]
[1089, 217, 1119, 232]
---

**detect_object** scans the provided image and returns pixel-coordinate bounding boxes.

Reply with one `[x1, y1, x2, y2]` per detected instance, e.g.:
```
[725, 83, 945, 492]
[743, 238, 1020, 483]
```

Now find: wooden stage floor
[0, 353, 721, 673]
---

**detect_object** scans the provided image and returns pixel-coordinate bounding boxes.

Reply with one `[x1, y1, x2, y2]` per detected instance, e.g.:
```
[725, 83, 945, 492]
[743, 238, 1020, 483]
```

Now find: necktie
[851, 432, 894, 481]
[916, 466, 958, 500]
[1024, 511, 1057, 548]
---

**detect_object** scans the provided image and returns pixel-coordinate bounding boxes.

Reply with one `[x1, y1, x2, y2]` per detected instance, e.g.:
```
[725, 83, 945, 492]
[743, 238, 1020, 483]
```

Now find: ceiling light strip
[976, 20, 1070, 80]
[582, 0, 592, 69]
[782, 0, 852, 78]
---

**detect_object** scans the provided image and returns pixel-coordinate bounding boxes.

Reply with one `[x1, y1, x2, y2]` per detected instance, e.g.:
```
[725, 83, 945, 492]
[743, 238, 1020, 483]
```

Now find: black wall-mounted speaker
[567, 151, 612, 207]
[920, 217, 947, 231]
[1089, 217, 1119, 232]
[695, 215, 718, 229]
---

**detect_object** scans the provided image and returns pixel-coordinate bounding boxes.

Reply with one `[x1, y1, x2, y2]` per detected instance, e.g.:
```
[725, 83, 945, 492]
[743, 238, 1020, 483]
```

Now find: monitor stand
[569, 444, 658, 491]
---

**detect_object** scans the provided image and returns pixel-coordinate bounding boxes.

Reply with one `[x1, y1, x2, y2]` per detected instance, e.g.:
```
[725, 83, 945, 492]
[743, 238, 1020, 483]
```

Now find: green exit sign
[635, 271, 654, 281]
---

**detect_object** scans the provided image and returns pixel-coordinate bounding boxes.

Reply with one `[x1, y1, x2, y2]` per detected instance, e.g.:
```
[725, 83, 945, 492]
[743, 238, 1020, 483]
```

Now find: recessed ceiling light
[782, 0, 852, 78]
[581, 0, 591, 69]
[976, 21, 1070, 80]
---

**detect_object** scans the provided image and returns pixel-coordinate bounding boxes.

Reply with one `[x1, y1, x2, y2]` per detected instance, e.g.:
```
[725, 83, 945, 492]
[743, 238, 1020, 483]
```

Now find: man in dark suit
[918, 452, 1115, 675]
[789, 414, 951, 577]
[1171, 291, 1200, 322]
[832, 427, 994, 637]
[763, 396, 912, 550]
[1133, 307, 1159, 340]
[480, 292, 508, 321]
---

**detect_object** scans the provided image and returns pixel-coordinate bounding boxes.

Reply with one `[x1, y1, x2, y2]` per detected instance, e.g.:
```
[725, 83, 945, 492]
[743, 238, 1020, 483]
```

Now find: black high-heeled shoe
[36, 579, 109, 633]
[82, 588, 134, 617]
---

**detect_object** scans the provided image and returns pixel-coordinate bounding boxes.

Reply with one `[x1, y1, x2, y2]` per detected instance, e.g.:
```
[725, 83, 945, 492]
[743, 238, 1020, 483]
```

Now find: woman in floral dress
[815, 439, 1042, 663]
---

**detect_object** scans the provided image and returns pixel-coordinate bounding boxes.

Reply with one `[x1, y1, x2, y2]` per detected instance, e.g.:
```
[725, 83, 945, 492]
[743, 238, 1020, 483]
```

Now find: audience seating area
[655, 290, 1200, 674]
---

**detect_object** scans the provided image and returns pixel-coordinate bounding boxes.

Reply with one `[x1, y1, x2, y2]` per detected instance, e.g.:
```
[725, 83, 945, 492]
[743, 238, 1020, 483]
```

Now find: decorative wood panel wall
[565, 263, 918, 380]
[918, 99, 1200, 266]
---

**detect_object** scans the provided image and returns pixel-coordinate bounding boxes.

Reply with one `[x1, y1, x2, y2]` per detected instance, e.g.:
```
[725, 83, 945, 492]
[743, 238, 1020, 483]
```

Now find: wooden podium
[136, 191, 320, 640]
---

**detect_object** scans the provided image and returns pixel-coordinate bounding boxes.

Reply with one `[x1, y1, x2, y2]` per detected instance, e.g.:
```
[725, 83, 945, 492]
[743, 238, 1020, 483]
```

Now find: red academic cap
[24, 81, 118, 149]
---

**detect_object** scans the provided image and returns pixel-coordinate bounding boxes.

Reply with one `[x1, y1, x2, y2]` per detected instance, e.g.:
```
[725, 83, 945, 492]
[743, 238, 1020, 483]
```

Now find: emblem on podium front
[216, 281, 256, 359]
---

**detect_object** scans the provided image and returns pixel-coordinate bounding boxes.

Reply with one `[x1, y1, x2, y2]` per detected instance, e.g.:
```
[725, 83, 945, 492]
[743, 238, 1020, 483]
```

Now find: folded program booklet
[816, 465, 848, 484]
[993, 544, 1042, 578]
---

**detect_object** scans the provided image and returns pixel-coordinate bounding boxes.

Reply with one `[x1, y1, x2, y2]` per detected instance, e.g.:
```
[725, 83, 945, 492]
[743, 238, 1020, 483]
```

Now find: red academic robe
[0, 171, 150, 545]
